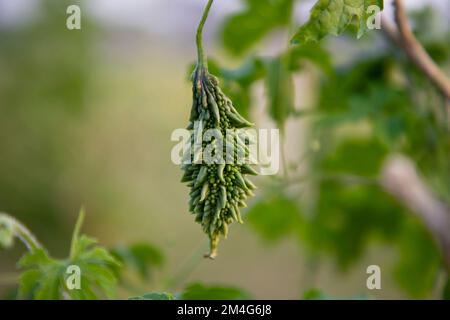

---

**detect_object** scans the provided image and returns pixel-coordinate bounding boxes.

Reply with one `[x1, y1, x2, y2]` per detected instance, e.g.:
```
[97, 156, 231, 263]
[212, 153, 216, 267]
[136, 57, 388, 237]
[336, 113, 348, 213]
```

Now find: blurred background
[0, 0, 449, 299]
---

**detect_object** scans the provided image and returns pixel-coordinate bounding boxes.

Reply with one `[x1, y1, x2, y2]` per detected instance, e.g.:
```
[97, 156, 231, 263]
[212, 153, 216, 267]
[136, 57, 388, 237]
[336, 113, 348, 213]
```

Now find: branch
[381, 155, 450, 271]
[382, 0, 450, 101]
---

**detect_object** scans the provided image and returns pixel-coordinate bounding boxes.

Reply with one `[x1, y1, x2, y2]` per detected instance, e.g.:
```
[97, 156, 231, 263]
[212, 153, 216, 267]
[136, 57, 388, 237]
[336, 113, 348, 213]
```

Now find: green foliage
[188, 43, 332, 128]
[4, 210, 122, 300]
[320, 138, 387, 177]
[1, 0, 449, 301]
[222, 0, 294, 55]
[311, 182, 404, 269]
[394, 220, 441, 298]
[18, 249, 63, 299]
[303, 45, 446, 293]
[214, 0, 450, 299]
[289, 43, 333, 74]
[291, 0, 383, 44]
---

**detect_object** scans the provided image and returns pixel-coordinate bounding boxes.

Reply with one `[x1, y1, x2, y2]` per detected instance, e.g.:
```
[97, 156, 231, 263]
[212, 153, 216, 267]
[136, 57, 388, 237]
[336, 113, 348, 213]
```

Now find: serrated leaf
[33, 264, 65, 300]
[75, 239, 121, 267]
[129, 292, 174, 300]
[75, 263, 118, 299]
[17, 249, 61, 299]
[18, 248, 54, 268]
[18, 269, 43, 299]
[17, 211, 121, 300]
[68, 236, 121, 299]
[222, 0, 294, 55]
[181, 283, 251, 300]
[67, 279, 97, 300]
[291, 0, 383, 44]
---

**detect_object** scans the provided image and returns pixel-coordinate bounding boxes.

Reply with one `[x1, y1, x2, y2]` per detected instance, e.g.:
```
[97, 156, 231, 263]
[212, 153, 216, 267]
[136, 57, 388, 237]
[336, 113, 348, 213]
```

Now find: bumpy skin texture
[181, 66, 257, 258]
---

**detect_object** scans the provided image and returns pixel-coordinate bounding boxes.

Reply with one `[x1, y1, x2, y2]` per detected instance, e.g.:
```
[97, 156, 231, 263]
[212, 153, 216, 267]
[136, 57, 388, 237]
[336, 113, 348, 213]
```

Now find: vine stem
[0, 212, 43, 252]
[196, 0, 215, 70]
[381, 0, 450, 105]
[165, 241, 209, 290]
[70, 208, 85, 260]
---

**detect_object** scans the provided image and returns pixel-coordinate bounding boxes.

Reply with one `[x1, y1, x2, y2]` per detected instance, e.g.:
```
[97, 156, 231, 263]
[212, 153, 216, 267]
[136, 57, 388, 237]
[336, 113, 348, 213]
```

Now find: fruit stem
[204, 236, 219, 259]
[196, 0, 214, 70]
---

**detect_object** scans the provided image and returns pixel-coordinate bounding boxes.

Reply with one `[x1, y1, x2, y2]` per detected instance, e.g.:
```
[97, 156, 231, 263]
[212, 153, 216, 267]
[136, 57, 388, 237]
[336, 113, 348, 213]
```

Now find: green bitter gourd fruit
[181, 0, 257, 258]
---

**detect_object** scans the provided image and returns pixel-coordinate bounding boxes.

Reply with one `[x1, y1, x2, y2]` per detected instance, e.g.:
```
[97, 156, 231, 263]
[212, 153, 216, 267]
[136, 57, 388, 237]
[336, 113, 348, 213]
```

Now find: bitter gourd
[181, 0, 257, 258]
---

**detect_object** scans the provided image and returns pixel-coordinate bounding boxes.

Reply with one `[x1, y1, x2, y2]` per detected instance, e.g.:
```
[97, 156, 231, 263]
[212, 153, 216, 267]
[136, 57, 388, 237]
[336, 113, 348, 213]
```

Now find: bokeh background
[0, 0, 449, 299]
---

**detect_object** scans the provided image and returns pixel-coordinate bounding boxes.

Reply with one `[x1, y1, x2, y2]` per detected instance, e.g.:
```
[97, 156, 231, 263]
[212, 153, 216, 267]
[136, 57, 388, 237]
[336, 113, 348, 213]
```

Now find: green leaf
[220, 57, 266, 87]
[289, 43, 333, 74]
[17, 248, 65, 300]
[264, 56, 295, 129]
[291, 0, 383, 44]
[17, 211, 121, 300]
[320, 138, 388, 177]
[18, 248, 54, 268]
[18, 269, 44, 299]
[34, 264, 65, 300]
[112, 243, 164, 280]
[73, 237, 120, 267]
[310, 182, 405, 269]
[67, 278, 98, 300]
[69, 235, 122, 299]
[129, 292, 174, 300]
[72, 262, 118, 299]
[308, 138, 407, 269]
[246, 193, 303, 243]
[181, 283, 251, 300]
[222, 0, 294, 55]
[394, 220, 441, 298]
